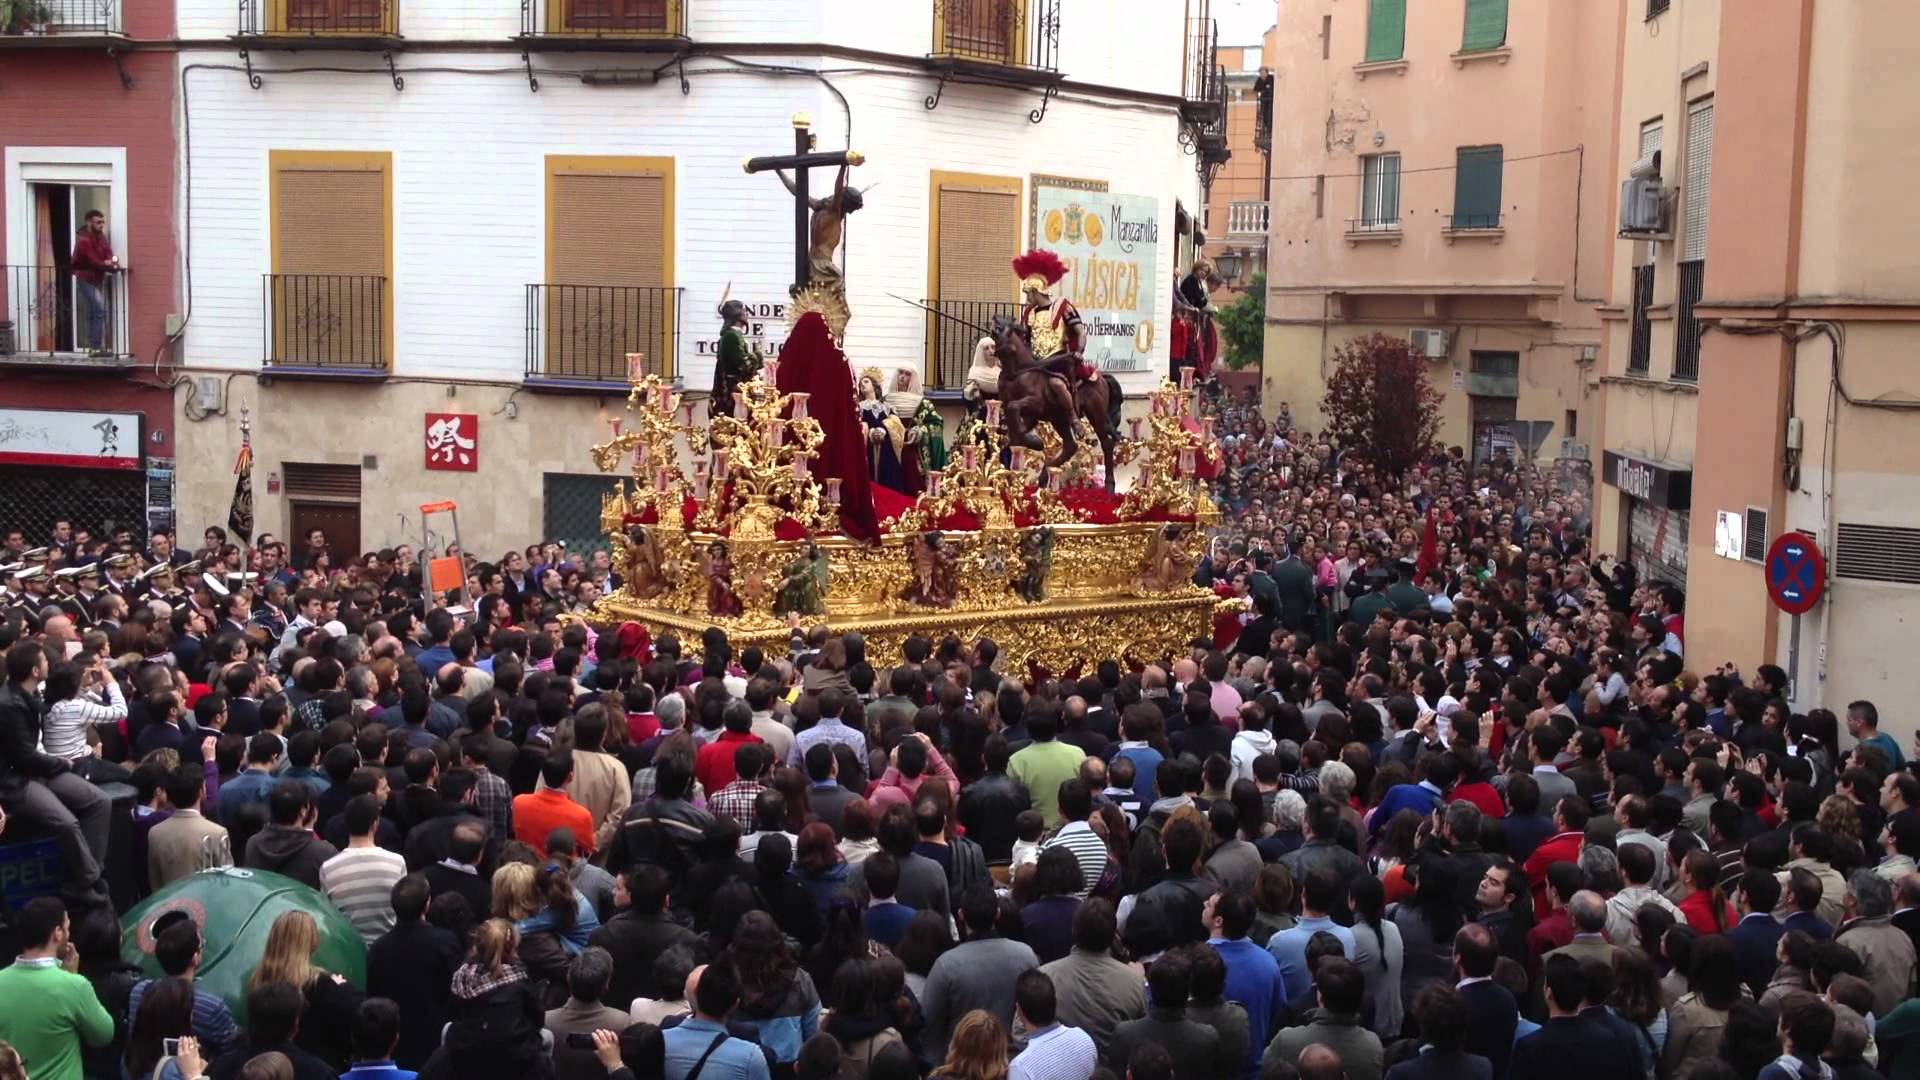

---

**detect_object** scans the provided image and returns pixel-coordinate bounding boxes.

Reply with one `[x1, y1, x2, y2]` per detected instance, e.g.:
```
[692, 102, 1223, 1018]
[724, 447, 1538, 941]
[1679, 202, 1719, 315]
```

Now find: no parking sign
[1765, 531, 1826, 614]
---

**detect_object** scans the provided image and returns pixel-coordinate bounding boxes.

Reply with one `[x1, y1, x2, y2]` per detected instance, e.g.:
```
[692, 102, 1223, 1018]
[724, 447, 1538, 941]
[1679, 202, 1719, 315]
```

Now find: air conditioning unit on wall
[1409, 328, 1450, 359]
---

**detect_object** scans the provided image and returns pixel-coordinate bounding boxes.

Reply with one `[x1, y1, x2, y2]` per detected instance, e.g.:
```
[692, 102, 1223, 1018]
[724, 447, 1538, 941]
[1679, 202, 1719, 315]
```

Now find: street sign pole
[1787, 613, 1800, 701]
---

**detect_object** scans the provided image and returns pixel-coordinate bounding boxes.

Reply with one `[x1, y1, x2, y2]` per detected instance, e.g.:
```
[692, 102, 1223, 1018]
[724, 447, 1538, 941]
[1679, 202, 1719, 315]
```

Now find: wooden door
[289, 502, 361, 562]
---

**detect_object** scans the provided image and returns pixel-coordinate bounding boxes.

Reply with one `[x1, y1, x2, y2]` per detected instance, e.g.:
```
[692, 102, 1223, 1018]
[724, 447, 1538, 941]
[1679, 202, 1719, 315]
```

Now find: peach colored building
[1202, 27, 1278, 291]
[1261, 0, 1617, 460]
[1595, 0, 1920, 725]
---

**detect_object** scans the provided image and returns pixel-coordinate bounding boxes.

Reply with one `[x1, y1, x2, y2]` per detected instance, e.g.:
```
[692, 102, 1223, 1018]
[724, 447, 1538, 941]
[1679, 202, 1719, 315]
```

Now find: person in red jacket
[69, 209, 119, 352]
[1523, 794, 1591, 913]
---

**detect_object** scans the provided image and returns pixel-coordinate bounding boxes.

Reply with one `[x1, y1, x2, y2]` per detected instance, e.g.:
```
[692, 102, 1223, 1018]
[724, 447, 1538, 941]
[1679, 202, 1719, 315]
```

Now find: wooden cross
[742, 112, 863, 291]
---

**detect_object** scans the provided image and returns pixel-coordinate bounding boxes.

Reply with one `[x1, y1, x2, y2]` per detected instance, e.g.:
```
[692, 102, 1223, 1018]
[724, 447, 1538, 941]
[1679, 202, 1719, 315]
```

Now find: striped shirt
[319, 845, 407, 942]
[1040, 820, 1111, 897]
[786, 718, 868, 769]
[43, 679, 127, 759]
[1009, 1022, 1097, 1080]
[127, 980, 238, 1054]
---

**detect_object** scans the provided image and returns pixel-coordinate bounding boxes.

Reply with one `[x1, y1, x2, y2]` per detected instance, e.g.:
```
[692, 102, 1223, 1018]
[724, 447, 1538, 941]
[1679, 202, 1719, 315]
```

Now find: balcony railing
[518, 0, 685, 41]
[238, 0, 400, 38]
[1346, 216, 1401, 234]
[1, 264, 132, 361]
[930, 0, 1060, 72]
[2, 0, 124, 35]
[922, 297, 1018, 391]
[1628, 263, 1654, 374]
[1446, 211, 1503, 231]
[1182, 17, 1226, 121]
[1228, 201, 1269, 236]
[262, 273, 388, 372]
[1674, 259, 1704, 381]
[525, 283, 681, 386]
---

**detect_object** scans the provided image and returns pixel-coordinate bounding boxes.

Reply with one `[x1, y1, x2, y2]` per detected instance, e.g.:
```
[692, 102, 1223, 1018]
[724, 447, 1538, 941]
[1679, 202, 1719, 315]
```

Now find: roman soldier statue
[1012, 249, 1091, 383]
[710, 297, 762, 421]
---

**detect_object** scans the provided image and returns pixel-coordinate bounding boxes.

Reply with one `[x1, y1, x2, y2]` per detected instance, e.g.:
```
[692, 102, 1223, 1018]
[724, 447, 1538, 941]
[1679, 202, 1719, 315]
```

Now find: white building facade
[166, 0, 1215, 556]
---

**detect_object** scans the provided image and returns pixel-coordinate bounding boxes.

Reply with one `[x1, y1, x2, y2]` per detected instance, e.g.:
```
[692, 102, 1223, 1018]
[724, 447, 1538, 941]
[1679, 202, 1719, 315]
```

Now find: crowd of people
[0, 392, 1914, 1080]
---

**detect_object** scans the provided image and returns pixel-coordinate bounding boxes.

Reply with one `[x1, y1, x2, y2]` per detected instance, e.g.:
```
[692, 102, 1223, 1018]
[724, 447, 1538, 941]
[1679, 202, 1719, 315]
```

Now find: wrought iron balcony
[929, 0, 1059, 72]
[517, 0, 687, 45]
[525, 283, 681, 389]
[237, 0, 400, 40]
[1, 0, 124, 36]
[262, 273, 388, 375]
[0, 264, 133, 368]
[1181, 17, 1226, 127]
[922, 297, 1018, 392]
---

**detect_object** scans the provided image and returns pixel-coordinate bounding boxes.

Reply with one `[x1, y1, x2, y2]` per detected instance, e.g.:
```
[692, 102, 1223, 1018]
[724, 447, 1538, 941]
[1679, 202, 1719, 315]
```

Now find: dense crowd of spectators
[0, 394, 1912, 1080]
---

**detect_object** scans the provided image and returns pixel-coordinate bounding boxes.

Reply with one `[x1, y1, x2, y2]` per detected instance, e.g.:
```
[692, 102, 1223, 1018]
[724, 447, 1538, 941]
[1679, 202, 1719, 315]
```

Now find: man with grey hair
[1836, 868, 1917, 1018]
[544, 945, 630, 1080]
[1894, 873, 1920, 960]
[1545, 889, 1617, 966]
[1577, 842, 1621, 893]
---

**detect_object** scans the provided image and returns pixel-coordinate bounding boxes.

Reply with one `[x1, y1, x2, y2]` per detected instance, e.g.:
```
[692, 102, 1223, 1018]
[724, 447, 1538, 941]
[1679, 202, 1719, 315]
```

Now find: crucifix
[743, 111, 866, 293]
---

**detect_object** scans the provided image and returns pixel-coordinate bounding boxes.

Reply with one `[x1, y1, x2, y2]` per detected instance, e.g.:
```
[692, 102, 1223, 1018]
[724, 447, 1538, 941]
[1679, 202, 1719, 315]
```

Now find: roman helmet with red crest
[1012, 249, 1070, 305]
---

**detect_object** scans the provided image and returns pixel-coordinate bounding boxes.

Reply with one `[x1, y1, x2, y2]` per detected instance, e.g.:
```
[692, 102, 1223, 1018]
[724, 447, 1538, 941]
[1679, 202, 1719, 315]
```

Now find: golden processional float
[582, 113, 1228, 675]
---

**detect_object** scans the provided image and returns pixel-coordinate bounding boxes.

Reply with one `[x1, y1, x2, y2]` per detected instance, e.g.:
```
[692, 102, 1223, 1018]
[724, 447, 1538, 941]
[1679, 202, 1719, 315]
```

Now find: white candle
[929, 472, 943, 497]
[963, 445, 978, 472]
[791, 393, 810, 420]
[985, 400, 1002, 427]
[763, 359, 781, 384]
[608, 418, 623, 438]
[1178, 448, 1196, 475]
[794, 455, 809, 479]
[1046, 471, 1061, 493]
[713, 450, 729, 476]
[826, 478, 842, 506]
[626, 353, 646, 382]
[734, 399, 748, 420]
[766, 424, 784, 449]
[1179, 366, 1195, 391]
[693, 473, 709, 499]
[1128, 418, 1142, 440]
[635, 442, 650, 467]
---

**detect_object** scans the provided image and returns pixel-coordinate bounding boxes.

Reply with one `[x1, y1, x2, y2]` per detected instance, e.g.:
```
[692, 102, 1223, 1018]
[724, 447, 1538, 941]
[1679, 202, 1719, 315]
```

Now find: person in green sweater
[1008, 702, 1087, 828]
[0, 897, 114, 1080]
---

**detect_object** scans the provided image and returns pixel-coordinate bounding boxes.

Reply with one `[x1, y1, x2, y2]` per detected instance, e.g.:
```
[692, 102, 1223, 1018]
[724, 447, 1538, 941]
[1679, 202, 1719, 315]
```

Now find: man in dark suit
[1454, 923, 1517, 1080]
[1894, 873, 1920, 961]
[419, 818, 492, 919]
[1731, 868, 1787, 998]
[365, 874, 464, 1069]
[1509, 954, 1640, 1080]
[587, 864, 705, 1011]
[1266, 545, 1316, 634]
[1391, 983, 1494, 1080]
[222, 665, 264, 738]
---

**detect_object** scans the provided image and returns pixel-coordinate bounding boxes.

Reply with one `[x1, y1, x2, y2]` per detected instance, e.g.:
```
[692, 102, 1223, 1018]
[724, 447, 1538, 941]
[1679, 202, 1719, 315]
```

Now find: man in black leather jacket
[0, 640, 112, 907]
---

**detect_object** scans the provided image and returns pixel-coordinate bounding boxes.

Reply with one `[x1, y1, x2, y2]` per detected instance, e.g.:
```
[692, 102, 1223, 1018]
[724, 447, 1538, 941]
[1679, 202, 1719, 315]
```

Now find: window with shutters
[1356, 154, 1400, 231]
[1681, 99, 1713, 262]
[1365, 0, 1405, 63]
[267, 151, 392, 370]
[1450, 145, 1503, 229]
[540, 156, 676, 384]
[553, 0, 676, 34]
[1461, 0, 1507, 52]
[266, 0, 396, 36]
[926, 171, 1021, 390]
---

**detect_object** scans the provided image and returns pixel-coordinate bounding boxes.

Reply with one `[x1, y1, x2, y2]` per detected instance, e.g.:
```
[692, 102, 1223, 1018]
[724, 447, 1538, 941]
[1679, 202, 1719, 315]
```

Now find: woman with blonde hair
[932, 1009, 1009, 1080]
[491, 857, 587, 991]
[247, 911, 360, 1069]
[444, 919, 548, 1080]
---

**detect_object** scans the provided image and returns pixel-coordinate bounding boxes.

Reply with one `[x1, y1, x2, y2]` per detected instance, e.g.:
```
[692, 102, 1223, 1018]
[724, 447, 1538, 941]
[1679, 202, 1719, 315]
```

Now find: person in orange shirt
[513, 751, 595, 859]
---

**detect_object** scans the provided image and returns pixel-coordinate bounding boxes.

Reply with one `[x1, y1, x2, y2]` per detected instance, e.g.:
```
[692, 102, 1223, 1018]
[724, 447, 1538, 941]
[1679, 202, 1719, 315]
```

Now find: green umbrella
[120, 867, 367, 1024]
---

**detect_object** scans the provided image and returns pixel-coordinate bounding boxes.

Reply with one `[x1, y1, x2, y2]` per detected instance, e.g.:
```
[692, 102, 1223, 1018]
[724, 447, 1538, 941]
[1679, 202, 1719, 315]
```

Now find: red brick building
[1, 0, 179, 543]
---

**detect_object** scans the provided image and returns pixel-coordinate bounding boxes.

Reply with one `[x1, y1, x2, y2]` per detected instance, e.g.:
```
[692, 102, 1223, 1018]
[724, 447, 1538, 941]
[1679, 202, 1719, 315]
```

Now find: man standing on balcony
[70, 210, 119, 354]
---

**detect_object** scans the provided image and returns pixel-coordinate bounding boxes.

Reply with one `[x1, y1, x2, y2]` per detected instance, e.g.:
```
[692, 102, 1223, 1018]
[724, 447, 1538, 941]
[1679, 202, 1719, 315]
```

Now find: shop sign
[0, 407, 141, 470]
[425, 413, 478, 471]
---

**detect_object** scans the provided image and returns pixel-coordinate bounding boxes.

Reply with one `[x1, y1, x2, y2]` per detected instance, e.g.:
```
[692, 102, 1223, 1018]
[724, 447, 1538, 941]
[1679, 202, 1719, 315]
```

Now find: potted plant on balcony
[23, 0, 53, 32]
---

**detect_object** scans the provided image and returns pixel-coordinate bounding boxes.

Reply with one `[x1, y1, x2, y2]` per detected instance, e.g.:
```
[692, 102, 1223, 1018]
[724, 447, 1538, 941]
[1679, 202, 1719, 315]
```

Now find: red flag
[1416, 503, 1439, 578]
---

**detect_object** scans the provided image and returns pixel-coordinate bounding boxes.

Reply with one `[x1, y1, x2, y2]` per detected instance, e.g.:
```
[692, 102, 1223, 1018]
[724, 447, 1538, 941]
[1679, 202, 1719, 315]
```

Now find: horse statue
[990, 317, 1119, 492]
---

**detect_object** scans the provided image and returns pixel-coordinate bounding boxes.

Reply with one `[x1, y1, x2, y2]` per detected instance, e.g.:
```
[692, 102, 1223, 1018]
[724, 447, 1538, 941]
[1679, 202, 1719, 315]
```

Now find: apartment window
[1674, 260, 1704, 381]
[928, 171, 1021, 389]
[1451, 146, 1503, 229]
[1461, 0, 1507, 52]
[1314, 175, 1325, 219]
[1565, 409, 1578, 439]
[556, 0, 675, 33]
[1681, 98, 1714, 261]
[1365, 0, 1405, 62]
[4, 147, 130, 358]
[541, 156, 675, 383]
[1228, 201, 1269, 235]
[1628, 263, 1654, 374]
[267, 150, 392, 370]
[1647, 0, 1670, 17]
[1357, 154, 1401, 230]
[1638, 118, 1663, 171]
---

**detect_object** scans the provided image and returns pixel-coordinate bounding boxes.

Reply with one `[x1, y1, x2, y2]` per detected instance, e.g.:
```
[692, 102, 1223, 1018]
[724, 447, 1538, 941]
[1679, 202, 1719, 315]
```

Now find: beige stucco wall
[1260, 0, 1615, 451]
[170, 380, 640, 557]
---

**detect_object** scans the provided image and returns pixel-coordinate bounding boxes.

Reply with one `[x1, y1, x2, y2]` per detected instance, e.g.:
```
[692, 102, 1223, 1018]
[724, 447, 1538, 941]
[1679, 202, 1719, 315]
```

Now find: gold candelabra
[898, 400, 1082, 533]
[591, 364, 706, 524]
[1115, 374, 1222, 520]
[694, 361, 836, 541]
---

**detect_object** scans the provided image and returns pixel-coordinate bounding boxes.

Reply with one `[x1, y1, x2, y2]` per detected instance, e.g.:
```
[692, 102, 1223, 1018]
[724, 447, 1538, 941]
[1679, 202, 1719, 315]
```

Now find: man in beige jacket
[148, 761, 230, 891]
[540, 704, 631, 853]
